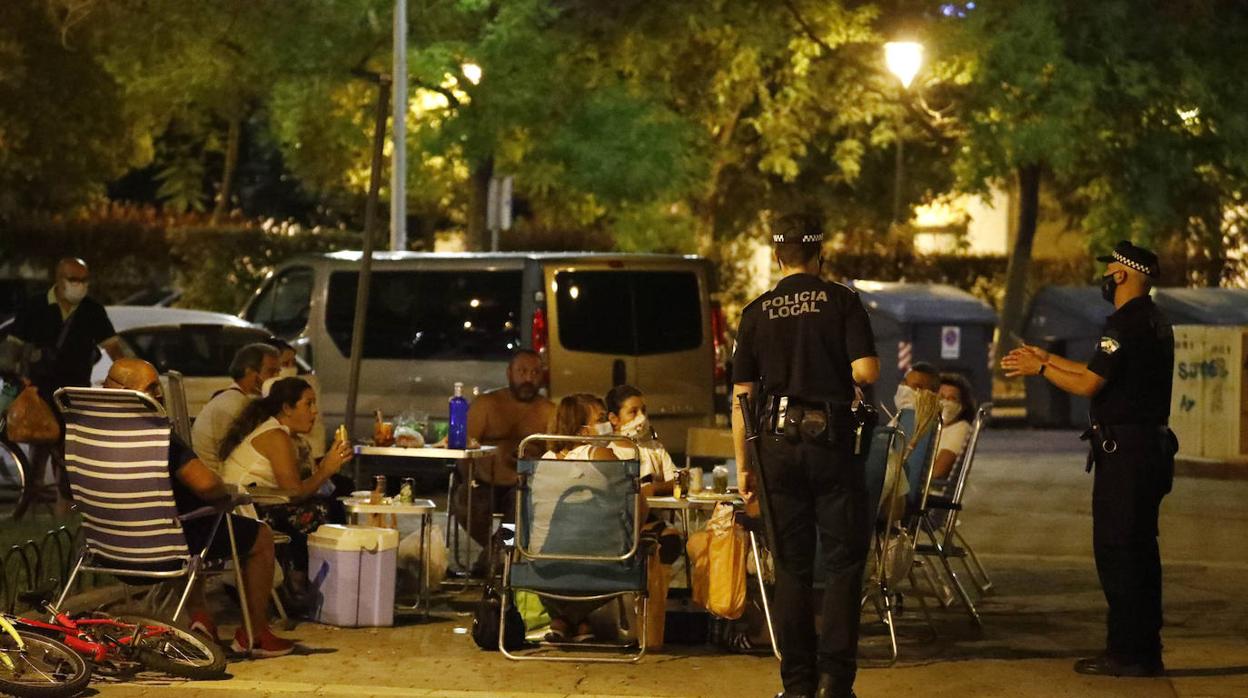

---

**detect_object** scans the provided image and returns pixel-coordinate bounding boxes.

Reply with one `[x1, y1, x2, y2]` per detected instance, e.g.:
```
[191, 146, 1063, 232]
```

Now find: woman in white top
[220, 377, 353, 599]
[932, 373, 977, 481]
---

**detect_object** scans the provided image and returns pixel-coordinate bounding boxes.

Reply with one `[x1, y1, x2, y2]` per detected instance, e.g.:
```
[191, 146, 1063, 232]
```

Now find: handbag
[5, 385, 60, 444]
[471, 582, 526, 651]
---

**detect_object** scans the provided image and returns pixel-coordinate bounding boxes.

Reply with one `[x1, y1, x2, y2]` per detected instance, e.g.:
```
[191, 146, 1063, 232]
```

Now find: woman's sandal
[544, 619, 570, 642]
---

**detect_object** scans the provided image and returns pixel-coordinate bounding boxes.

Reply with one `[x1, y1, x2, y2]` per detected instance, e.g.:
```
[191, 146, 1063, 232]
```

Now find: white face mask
[618, 412, 650, 439]
[894, 384, 916, 411]
[61, 281, 87, 304]
[278, 366, 298, 378]
[588, 421, 613, 436]
[940, 399, 961, 425]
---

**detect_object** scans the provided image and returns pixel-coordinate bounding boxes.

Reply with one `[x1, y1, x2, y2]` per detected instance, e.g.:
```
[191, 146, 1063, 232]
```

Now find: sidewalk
[60, 429, 1248, 697]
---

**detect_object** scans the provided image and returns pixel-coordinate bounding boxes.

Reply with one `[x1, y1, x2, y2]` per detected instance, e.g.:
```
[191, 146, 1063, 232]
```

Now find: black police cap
[1097, 240, 1160, 278]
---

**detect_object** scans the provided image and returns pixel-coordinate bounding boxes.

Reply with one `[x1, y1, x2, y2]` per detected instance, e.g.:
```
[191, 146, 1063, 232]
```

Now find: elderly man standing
[191, 343, 281, 473]
[104, 358, 292, 656]
[451, 350, 555, 570]
[5, 257, 126, 517]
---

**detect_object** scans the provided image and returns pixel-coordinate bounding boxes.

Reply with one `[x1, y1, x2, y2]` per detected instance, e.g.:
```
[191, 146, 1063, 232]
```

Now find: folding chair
[860, 423, 906, 664]
[500, 434, 647, 663]
[163, 371, 193, 445]
[916, 404, 994, 624]
[51, 387, 261, 651]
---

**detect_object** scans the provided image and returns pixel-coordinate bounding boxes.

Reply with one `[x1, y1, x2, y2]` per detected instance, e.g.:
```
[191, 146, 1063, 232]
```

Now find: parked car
[92, 306, 296, 416]
[239, 252, 726, 452]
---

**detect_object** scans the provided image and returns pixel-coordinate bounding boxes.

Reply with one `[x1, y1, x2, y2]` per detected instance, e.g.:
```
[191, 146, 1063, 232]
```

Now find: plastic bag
[397, 525, 448, 593]
[688, 502, 747, 620]
[6, 386, 60, 444]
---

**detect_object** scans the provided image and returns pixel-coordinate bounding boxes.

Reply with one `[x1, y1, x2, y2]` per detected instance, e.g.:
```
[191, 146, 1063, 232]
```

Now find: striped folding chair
[51, 386, 259, 648]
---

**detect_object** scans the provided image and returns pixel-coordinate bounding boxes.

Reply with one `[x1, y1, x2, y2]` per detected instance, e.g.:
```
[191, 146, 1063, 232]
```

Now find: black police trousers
[1090, 424, 1174, 664]
[760, 432, 870, 695]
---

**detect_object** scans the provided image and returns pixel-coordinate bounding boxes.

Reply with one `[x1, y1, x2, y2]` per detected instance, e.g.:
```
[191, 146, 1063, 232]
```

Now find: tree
[0, 0, 137, 218]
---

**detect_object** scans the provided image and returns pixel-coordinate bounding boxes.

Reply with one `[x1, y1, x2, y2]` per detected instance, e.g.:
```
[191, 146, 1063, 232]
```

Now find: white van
[239, 252, 725, 452]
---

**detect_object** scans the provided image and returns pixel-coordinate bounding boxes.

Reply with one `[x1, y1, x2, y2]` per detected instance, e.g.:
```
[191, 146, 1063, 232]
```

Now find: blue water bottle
[448, 382, 469, 449]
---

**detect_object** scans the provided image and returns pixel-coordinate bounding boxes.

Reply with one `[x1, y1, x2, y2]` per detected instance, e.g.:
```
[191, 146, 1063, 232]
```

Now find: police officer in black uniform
[731, 216, 880, 698]
[1003, 240, 1175, 678]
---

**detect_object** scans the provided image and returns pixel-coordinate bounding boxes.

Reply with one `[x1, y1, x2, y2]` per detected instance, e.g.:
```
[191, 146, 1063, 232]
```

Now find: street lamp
[884, 41, 924, 225]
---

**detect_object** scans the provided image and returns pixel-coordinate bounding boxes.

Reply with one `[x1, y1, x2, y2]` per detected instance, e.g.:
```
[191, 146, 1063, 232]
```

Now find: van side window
[325, 270, 522, 360]
[555, 271, 702, 355]
[247, 267, 313, 339]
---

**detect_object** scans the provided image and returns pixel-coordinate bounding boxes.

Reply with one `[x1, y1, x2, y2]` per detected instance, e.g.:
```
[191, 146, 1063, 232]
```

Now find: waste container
[308, 524, 398, 627]
[1171, 325, 1248, 462]
[1023, 286, 1248, 428]
[850, 281, 996, 410]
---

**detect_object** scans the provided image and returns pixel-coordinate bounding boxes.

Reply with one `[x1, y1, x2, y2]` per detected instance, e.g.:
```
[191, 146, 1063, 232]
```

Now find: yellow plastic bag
[688, 502, 747, 620]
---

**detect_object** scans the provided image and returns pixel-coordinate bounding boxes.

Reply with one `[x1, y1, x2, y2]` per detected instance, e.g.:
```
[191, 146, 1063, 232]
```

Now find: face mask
[62, 281, 87, 304]
[894, 384, 916, 411]
[261, 377, 280, 398]
[1100, 272, 1120, 303]
[940, 399, 961, 425]
[278, 366, 298, 378]
[589, 421, 613, 436]
[619, 412, 650, 439]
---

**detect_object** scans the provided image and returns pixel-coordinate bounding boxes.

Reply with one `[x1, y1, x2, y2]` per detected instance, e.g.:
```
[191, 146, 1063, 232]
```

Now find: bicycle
[4, 588, 226, 681]
[0, 612, 91, 698]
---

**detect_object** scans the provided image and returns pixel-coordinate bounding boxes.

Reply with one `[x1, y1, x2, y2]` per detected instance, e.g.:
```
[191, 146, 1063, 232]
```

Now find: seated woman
[220, 377, 353, 601]
[536, 393, 622, 643]
[605, 385, 682, 563]
[933, 373, 977, 481]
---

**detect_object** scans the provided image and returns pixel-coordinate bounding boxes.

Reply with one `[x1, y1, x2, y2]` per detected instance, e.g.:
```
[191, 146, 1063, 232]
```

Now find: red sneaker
[189, 612, 221, 645]
[231, 627, 295, 658]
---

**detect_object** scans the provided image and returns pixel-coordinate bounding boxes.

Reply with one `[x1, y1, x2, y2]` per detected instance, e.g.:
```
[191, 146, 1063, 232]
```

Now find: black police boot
[814, 674, 856, 698]
[1073, 653, 1165, 677]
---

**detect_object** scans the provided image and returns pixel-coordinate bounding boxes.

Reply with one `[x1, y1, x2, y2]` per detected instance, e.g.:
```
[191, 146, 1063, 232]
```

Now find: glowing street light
[884, 41, 924, 89]
[884, 41, 925, 226]
[462, 63, 483, 85]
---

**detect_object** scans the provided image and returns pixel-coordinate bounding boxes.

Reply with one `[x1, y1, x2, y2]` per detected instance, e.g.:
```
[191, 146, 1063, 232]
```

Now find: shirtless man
[452, 350, 555, 556]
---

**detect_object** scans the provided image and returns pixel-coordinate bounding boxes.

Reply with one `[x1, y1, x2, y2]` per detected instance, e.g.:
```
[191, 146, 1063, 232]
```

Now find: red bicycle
[4, 589, 226, 680]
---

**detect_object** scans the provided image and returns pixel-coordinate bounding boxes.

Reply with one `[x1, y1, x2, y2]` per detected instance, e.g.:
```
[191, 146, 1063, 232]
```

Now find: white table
[341, 497, 437, 615]
[350, 444, 499, 578]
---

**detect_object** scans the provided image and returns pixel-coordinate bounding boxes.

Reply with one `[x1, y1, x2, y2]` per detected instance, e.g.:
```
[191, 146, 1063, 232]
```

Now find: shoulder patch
[1098, 336, 1121, 355]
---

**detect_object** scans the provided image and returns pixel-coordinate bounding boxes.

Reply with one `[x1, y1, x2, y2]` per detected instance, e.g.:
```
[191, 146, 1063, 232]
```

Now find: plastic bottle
[448, 382, 469, 449]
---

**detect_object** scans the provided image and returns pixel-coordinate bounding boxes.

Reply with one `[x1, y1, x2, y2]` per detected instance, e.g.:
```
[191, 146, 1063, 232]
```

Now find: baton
[737, 392, 779, 556]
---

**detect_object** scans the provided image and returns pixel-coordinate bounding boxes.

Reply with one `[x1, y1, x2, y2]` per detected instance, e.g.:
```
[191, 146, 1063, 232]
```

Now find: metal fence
[0, 525, 103, 613]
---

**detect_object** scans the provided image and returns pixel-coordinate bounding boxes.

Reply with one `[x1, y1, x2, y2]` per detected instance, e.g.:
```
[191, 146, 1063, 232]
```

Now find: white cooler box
[308, 524, 398, 627]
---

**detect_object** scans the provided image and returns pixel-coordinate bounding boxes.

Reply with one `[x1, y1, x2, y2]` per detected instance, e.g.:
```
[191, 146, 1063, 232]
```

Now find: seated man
[191, 343, 281, 473]
[105, 358, 292, 657]
[892, 361, 940, 413]
[452, 350, 555, 568]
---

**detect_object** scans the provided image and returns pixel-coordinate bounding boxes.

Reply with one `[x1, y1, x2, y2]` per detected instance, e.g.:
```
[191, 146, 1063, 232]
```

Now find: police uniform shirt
[731, 273, 876, 402]
[1087, 295, 1174, 425]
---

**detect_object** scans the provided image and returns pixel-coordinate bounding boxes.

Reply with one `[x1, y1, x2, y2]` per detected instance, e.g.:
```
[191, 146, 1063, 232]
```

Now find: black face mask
[1100, 272, 1121, 303]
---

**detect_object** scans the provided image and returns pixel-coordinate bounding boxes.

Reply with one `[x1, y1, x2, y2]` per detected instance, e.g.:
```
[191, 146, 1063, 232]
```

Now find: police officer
[1002, 240, 1175, 678]
[731, 216, 879, 698]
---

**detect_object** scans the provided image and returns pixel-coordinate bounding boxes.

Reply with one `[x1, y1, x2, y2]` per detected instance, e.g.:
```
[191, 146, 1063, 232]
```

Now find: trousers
[760, 431, 870, 695]
[1090, 424, 1174, 663]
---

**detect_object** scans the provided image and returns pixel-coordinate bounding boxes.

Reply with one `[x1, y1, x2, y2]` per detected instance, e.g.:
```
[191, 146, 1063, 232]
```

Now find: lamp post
[884, 41, 924, 226]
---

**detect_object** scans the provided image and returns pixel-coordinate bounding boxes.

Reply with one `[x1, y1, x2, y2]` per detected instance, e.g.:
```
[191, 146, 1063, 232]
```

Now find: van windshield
[326, 270, 522, 360]
[555, 270, 702, 355]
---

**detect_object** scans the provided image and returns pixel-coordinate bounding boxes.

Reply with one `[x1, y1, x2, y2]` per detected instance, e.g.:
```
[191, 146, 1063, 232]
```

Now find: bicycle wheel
[115, 615, 226, 680]
[0, 630, 91, 698]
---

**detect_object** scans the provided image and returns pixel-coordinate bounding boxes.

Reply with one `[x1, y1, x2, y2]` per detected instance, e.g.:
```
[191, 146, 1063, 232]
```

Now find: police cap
[771, 214, 825, 245]
[1096, 240, 1160, 278]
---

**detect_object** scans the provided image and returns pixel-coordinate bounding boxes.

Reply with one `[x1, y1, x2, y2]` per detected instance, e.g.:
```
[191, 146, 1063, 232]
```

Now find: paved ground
[19, 429, 1248, 697]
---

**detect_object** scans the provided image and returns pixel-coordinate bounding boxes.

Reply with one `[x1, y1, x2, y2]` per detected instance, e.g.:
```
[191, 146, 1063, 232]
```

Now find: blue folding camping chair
[500, 434, 647, 663]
